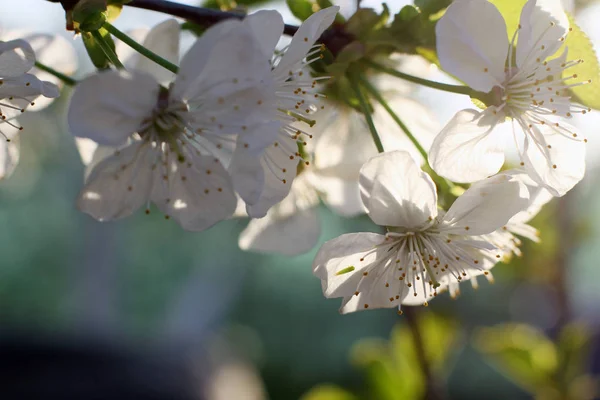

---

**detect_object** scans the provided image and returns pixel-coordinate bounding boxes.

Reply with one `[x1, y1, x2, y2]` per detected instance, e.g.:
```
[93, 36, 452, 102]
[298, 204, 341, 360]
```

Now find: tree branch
[126, 0, 299, 35]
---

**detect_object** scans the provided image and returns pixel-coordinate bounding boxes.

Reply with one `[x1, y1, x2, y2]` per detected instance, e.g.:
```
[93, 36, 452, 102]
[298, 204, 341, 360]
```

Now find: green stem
[91, 30, 124, 69]
[34, 61, 77, 86]
[103, 21, 179, 74]
[348, 70, 385, 154]
[365, 60, 480, 98]
[358, 73, 457, 194]
[359, 75, 427, 160]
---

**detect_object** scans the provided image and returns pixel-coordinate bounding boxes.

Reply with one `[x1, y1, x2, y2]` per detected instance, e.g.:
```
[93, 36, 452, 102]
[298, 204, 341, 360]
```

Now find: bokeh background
[1, 0, 600, 399]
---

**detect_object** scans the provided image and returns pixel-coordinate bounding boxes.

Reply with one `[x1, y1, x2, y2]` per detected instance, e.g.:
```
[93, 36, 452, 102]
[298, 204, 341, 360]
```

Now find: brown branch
[126, 0, 299, 35]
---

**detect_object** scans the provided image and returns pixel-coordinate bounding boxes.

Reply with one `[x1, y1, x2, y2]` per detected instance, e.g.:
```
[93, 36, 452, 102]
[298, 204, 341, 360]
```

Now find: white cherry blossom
[447, 172, 553, 298]
[0, 38, 60, 180]
[3, 30, 77, 110]
[76, 19, 180, 167]
[430, 0, 587, 197]
[313, 151, 530, 314]
[68, 20, 279, 231]
[237, 6, 339, 218]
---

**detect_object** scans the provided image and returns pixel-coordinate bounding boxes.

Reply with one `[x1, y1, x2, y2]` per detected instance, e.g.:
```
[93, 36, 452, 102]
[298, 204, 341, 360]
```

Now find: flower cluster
[312, 0, 590, 313]
[68, 8, 338, 230]
[2, 0, 593, 315]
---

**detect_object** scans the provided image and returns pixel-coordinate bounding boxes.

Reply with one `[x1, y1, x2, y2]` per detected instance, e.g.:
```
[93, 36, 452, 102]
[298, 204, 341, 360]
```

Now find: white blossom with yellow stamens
[313, 151, 530, 314]
[430, 0, 587, 197]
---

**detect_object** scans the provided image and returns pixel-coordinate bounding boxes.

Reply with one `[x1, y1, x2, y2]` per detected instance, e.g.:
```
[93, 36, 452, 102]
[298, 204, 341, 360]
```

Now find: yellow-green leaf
[300, 384, 358, 400]
[475, 324, 558, 393]
[563, 14, 600, 109]
[488, 0, 526, 41]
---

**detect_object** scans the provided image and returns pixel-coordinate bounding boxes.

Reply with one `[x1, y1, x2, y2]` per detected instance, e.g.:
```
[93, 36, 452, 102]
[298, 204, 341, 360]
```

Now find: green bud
[73, 0, 107, 32]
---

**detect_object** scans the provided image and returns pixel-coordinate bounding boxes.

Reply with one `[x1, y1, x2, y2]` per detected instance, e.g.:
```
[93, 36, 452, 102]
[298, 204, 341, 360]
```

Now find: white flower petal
[68, 70, 159, 146]
[442, 172, 530, 235]
[116, 27, 149, 68]
[429, 109, 505, 183]
[521, 122, 585, 197]
[174, 21, 271, 101]
[75, 137, 99, 167]
[272, 6, 339, 77]
[229, 121, 281, 205]
[313, 232, 386, 299]
[245, 10, 284, 57]
[436, 0, 508, 91]
[239, 207, 320, 256]
[81, 144, 117, 181]
[130, 19, 180, 85]
[77, 142, 154, 221]
[502, 170, 553, 224]
[516, 0, 569, 69]
[152, 153, 237, 231]
[359, 151, 437, 229]
[309, 172, 364, 217]
[376, 97, 437, 165]
[245, 136, 299, 218]
[313, 107, 372, 175]
[0, 39, 35, 77]
[0, 121, 20, 180]
[13, 33, 77, 109]
[0, 73, 59, 100]
[229, 146, 264, 206]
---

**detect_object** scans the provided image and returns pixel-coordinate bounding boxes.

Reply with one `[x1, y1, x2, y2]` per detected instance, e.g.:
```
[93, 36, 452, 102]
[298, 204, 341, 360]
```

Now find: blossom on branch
[313, 151, 530, 314]
[68, 20, 280, 230]
[238, 6, 339, 218]
[430, 0, 587, 197]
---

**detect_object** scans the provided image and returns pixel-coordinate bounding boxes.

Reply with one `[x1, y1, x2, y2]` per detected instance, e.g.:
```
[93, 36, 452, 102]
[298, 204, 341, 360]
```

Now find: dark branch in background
[46, 0, 354, 57]
[403, 307, 448, 400]
[46, 0, 79, 11]
[127, 0, 299, 35]
[127, 0, 354, 57]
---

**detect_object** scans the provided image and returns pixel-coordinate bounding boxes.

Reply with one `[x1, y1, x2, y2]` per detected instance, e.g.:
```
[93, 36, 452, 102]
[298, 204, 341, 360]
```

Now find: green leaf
[557, 323, 593, 384]
[286, 0, 315, 21]
[300, 385, 358, 400]
[346, 7, 390, 39]
[317, 0, 335, 8]
[475, 324, 558, 393]
[351, 338, 423, 400]
[563, 14, 600, 109]
[202, 0, 271, 9]
[487, 0, 526, 41]
[385, 5, 437, 51]
[414, 0, 451, 17]
[81, 27, 115, 69]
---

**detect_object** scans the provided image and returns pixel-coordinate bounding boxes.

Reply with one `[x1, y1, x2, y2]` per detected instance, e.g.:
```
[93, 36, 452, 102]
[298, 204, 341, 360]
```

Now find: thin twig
[127, 0, 299, 35]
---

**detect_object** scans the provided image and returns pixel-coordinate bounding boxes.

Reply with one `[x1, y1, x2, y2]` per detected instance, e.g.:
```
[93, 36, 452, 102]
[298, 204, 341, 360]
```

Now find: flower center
[139, 86, 187, 144]
[495, 23, 591, 120]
